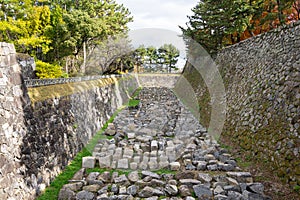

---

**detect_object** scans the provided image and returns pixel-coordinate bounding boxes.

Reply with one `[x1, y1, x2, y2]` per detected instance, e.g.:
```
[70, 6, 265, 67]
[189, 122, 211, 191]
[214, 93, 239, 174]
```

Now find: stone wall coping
[25, 74, 126, 88]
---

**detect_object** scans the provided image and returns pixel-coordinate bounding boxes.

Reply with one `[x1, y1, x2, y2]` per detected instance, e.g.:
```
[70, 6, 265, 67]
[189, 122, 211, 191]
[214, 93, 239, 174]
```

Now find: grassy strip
[37, 87, 142, 200]
[37, 115, 118, 200]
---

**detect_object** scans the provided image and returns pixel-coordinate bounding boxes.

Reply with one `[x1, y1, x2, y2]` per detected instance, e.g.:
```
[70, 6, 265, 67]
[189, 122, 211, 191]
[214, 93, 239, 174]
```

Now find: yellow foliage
[35, 60, 63, 79]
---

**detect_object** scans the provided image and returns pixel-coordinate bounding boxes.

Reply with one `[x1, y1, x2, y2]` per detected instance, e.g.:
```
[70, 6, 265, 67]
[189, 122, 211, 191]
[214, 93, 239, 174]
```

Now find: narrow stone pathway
[58, 88, 271, 200]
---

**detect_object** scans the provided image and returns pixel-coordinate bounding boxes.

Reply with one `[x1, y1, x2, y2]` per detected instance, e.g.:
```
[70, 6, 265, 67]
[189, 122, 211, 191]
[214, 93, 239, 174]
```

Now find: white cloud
[116, 0, 196, 33]
[116, 0, 196, 68]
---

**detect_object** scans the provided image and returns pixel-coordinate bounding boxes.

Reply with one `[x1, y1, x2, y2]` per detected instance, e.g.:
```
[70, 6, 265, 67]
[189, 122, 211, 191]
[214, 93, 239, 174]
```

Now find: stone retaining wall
[183, 21, 300, 186]
[0, 42, 139, 199]
[137, 73, 180, 88]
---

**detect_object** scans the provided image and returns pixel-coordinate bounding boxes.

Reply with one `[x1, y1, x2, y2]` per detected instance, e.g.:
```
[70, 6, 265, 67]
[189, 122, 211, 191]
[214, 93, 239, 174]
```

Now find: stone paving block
[159, 161, 169, 168]
[113, 174, 128, 184]
[141, 171, 161, 179]
[92, 152, 106, 157]
[139, 162, 148, 170]
[150, 150, 157, 157]
[82, 157, 95, 168]
[170, 162, 181, 171]
[167, 141, 175, 147]
[226, 172, 253, 183]
[134, 144, 140, 151]
[127, 132, 135, 139]
[108, 144, 116, 150]
[193, 184, 213, 199]
[159, 156, 168, 162]
[130, 162, 138, 170]
[113, 149, 122, 161]
[101, 147, 107, 152]
[207, 164, 218, 171]
[157, 151, 164, 156]
[142, 154, 149, 162]
[133, 156, 141, 163]
[151, 140, 158, 151]
[99, 155, 112, 168]
[117, 158, 129, 169]
[107, 150, 114, 156]
[148, 157, 158, 170]
[111, 161, 117, 169]
[123, 148, 134, 159]
[167, 153, 176, 163]
[197, 161, 207, 170]
[179, 179, 201, 185]
[119, 186, 127, 194]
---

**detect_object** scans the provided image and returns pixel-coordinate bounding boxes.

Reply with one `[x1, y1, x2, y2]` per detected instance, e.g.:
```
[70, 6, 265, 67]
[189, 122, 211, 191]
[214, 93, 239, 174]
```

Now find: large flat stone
[82, 157, 95, 168]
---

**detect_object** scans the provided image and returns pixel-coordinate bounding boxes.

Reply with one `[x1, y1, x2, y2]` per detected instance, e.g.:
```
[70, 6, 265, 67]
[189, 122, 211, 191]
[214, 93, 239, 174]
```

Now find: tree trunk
[81, 41, 86, 75]
[65, 57, 69, 74]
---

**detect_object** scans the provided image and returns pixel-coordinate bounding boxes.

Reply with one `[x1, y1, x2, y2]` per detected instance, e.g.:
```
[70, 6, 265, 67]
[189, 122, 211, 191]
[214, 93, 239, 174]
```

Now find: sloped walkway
[58, 88, 271, 200]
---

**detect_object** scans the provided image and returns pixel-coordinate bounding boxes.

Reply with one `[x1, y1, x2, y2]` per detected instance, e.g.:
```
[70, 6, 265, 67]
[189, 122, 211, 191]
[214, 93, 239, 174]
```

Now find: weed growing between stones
[294, 185, 300, 193]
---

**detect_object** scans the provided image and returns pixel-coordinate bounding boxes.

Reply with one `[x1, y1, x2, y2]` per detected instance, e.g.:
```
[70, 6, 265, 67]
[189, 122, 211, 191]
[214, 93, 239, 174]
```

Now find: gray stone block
[99, 155, 112, 168]
[82, 157, 95, 168]
[117, 158, 129, 169]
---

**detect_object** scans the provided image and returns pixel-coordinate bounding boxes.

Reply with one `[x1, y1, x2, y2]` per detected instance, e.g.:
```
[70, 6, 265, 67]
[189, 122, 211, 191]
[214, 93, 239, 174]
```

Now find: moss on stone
[28, 77, 126, 104]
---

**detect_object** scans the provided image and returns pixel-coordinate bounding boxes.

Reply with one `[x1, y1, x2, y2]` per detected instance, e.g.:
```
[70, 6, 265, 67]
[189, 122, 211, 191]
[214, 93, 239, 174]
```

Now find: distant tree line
[181, 0, 300, 54]
[132, 44, 180, 73]
[0, 0, 132, 78]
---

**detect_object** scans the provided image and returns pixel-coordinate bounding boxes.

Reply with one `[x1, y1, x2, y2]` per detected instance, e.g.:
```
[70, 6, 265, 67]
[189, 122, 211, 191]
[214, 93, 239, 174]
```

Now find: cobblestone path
[59, 88, 271, 200]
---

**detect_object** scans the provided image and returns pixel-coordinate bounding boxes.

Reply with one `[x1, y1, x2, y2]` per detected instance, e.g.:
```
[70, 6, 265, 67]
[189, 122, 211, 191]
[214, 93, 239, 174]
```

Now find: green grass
[128, 99, 140, 107]
[219, 143, 233, 151]
[37, 124, 113, 200]
[37, 147, 90, 200]
[37, 87, 143, 200]
[131, 87, 142, 99]
[153, 168, 177, 175]
[235, 157, 252, 168]
[127, 87, 142, 108]
[294, 185, 300, 193]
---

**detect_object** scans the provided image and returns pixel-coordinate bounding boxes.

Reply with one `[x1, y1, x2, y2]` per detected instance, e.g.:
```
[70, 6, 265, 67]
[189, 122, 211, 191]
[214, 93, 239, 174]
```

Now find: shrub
[35, 60, 63, 79]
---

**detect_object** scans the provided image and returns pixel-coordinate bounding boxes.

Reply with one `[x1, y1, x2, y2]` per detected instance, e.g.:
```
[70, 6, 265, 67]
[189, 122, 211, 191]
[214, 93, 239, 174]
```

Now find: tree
[158, 44, 180, 73]
[145, 46, 158, 71]
[85, 35, 133, 75]
[53, 0, 132, 75]
[0, 0, 133, 77]
[35, 60, 63, 79]
[181, 0, 298, 54]
[133, 45, 147, 73]
[131, 44, 179, 73]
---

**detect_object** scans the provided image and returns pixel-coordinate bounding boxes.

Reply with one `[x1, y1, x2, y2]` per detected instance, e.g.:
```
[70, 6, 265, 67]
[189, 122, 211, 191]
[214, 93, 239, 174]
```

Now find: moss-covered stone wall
[182, 21, 300, 186]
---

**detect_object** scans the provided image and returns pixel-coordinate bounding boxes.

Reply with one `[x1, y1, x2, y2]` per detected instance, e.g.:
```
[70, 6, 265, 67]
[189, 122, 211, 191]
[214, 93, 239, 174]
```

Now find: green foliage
[36, 147, 90, 200]
[158, 44, 180, 72]
[0, 0, 133, 77]
[35, 60, 63, 79]
[128, 99, 140, 107]
[181, 0, 297, 54]
[133, 44, 180, 72]
[294, 185, 300, 193]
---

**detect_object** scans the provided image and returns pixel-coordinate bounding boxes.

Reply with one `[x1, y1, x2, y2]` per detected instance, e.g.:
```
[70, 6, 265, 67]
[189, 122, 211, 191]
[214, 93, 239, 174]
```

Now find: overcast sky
[116, 0, 196, 33]
[115, 0, 197, 67]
